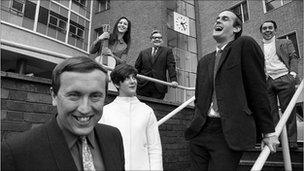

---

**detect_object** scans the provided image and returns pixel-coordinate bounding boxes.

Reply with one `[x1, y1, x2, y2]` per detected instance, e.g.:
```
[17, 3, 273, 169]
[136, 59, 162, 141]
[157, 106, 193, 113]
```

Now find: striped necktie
[81, 137, 96, 171]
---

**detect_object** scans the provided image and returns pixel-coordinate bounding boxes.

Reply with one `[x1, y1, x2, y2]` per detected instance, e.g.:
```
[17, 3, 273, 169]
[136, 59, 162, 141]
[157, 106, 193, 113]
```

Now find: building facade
[1, 0, 303, 102]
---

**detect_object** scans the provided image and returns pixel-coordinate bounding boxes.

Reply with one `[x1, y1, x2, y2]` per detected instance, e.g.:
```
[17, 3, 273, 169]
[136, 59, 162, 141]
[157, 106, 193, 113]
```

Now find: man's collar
[216, 43, 228, 52]
[263, 36, 276, 44]
[57, 118, 96, 149]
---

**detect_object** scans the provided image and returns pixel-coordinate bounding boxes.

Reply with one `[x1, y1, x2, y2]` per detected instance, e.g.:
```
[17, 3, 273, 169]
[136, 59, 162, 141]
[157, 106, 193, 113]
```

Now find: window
[96, 0, 110, 13]
[48, 11, 67, 33]
[11, 0, 24, 13]
[263, 0, 292, 13]
[23, 0, 36, 20]
[70, 22, 84, 39]
[278, 32, 300, 58]
[230, 0, 249, 22]
[72, 0, 86, 7]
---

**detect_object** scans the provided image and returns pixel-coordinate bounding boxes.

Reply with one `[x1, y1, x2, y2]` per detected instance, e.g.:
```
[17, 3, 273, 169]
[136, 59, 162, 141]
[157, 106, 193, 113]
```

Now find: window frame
[262, 0, 292, 13]
[230, 0, 249, 23]
[96, 0, 110, 13]
[69, 23, 84, 40]
[10, 0, 25, 14]
[277, 31, 300, 58]
[48, 13, 67, 33]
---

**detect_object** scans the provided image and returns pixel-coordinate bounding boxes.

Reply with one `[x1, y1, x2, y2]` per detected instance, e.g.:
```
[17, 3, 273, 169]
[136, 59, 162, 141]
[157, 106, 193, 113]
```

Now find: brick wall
[1, 71, 194, 171]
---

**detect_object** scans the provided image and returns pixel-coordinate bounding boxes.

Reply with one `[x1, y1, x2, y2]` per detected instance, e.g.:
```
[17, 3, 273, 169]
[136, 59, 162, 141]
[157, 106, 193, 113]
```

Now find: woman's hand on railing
[261, 135, 280, 153]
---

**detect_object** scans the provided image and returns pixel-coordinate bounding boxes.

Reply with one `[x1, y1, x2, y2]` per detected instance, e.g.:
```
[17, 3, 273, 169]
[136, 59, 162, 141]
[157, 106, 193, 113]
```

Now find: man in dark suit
[260, 20, 299, 149]
[135, 30, 178, 99]
[185, 10, 279, 170]
[1, 56, 125, 171]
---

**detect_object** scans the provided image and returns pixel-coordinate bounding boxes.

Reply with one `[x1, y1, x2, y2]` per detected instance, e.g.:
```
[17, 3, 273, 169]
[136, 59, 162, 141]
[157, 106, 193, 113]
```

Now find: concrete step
[238, 143, 303, 171]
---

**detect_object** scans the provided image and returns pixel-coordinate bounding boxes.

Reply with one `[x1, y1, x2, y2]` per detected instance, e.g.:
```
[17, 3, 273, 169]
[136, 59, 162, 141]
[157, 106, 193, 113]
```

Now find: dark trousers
[267, 74, 297, 143]
[137, 82, 165, 99]
[189, 118, 243, 171]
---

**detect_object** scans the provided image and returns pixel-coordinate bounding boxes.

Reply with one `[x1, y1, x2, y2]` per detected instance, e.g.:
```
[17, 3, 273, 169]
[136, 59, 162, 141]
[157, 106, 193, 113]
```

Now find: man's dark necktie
[212, 49, 223, 113]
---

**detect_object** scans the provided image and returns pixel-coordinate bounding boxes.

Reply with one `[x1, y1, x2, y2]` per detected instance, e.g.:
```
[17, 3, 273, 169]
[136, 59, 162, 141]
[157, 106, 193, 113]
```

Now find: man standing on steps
[185, 10, 279, 171]
[260, 20, 299, 149]
[135, 30, 178, 99]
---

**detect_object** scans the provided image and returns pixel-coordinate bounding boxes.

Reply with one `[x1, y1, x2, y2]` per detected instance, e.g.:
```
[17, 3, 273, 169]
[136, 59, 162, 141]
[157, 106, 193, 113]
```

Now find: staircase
[238, 143, 303, 171]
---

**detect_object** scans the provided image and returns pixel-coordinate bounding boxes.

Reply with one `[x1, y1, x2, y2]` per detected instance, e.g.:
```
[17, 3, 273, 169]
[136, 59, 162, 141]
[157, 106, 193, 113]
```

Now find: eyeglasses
[152, 36, 162, 39]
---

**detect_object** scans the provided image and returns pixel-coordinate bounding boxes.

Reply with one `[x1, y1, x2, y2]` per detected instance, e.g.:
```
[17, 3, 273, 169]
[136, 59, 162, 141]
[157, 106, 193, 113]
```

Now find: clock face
[173, 12, 190, 35]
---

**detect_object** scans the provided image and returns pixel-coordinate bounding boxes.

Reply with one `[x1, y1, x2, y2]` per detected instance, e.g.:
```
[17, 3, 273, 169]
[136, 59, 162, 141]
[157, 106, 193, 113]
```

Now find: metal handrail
[101, 64, 195, 91]
[251, 80, 304, 170]
[158, 96, 195, 126]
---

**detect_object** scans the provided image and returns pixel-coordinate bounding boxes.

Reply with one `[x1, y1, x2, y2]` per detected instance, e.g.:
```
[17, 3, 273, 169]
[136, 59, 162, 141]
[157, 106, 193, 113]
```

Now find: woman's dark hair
[109, 16, 132, 53]
[110, 64, 138, 86]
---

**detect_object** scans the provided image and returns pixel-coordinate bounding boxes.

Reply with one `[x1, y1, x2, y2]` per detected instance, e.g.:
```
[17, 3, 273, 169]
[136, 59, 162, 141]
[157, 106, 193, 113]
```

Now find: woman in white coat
[99, 64, 163, 170]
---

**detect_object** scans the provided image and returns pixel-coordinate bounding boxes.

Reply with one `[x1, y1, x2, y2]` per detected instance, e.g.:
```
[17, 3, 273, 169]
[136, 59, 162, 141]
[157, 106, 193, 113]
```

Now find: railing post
[279, 109, 292, 171]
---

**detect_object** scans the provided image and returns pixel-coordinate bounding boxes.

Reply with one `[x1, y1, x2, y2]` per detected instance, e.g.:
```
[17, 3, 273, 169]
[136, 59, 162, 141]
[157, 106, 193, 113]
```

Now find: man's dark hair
[259, 20, 277, 33]
[110, 64, 138, 86]
[225, 10, 243, 39]
[51, 56, 108, 95]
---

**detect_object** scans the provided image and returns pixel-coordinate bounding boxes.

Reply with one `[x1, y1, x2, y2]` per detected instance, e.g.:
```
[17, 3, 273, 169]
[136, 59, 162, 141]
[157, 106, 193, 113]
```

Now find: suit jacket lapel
[216, 41, 233, 76]
[94, 126, 118, 171]
[275, 39, 283, 58]
[46, 117, 78, 171]
[208, 52, 216, 81]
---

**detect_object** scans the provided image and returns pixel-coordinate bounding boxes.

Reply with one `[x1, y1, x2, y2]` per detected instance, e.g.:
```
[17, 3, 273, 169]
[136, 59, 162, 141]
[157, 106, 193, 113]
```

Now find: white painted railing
[251, 80, 304, 170]
[101, 64, 195, 91]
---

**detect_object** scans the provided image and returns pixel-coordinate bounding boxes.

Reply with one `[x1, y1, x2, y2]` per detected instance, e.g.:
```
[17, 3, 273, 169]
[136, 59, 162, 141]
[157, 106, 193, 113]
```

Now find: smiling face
[116, 74, 137, 97]
[213, 11, 240, 44]
[52, 70, 106, 136]
[150, 32, 163, 47]
[117, 18, 129, 33]
[261, 22, 276, 40]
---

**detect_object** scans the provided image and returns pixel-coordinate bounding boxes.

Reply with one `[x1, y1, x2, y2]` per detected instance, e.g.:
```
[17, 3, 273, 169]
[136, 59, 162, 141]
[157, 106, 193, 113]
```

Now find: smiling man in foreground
[1, 56, 125, 171]
[185, 10, 279, 171]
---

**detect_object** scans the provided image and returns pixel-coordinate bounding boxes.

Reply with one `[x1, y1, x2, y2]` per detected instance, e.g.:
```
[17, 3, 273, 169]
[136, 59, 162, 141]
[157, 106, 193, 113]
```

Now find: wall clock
[173, 12, 190, 36]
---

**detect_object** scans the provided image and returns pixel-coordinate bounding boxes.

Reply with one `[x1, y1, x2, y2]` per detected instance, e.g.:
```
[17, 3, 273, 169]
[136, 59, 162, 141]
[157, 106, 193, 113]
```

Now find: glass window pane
[70, 25, 76, 34]
[37, 22, 47, 34]
[186, 3, 195, 19]
[265, 0, 281, 12]
[22, 17, 34, 29]
[60, 7, 68, 18]
[12, 0, 24, 12]
[58, 20, 66, 30]
[70, 12, 78, 23]
[38, 6, 49, 25]
[50, 2, 60, 14]
[77, 29, 84, 38]
[49, 15, 57, 25]
[40, 0, 50, 8]
[24, 0, 36, 20]
[231, 5, 242, 21]
[242, 2, 249, 21]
